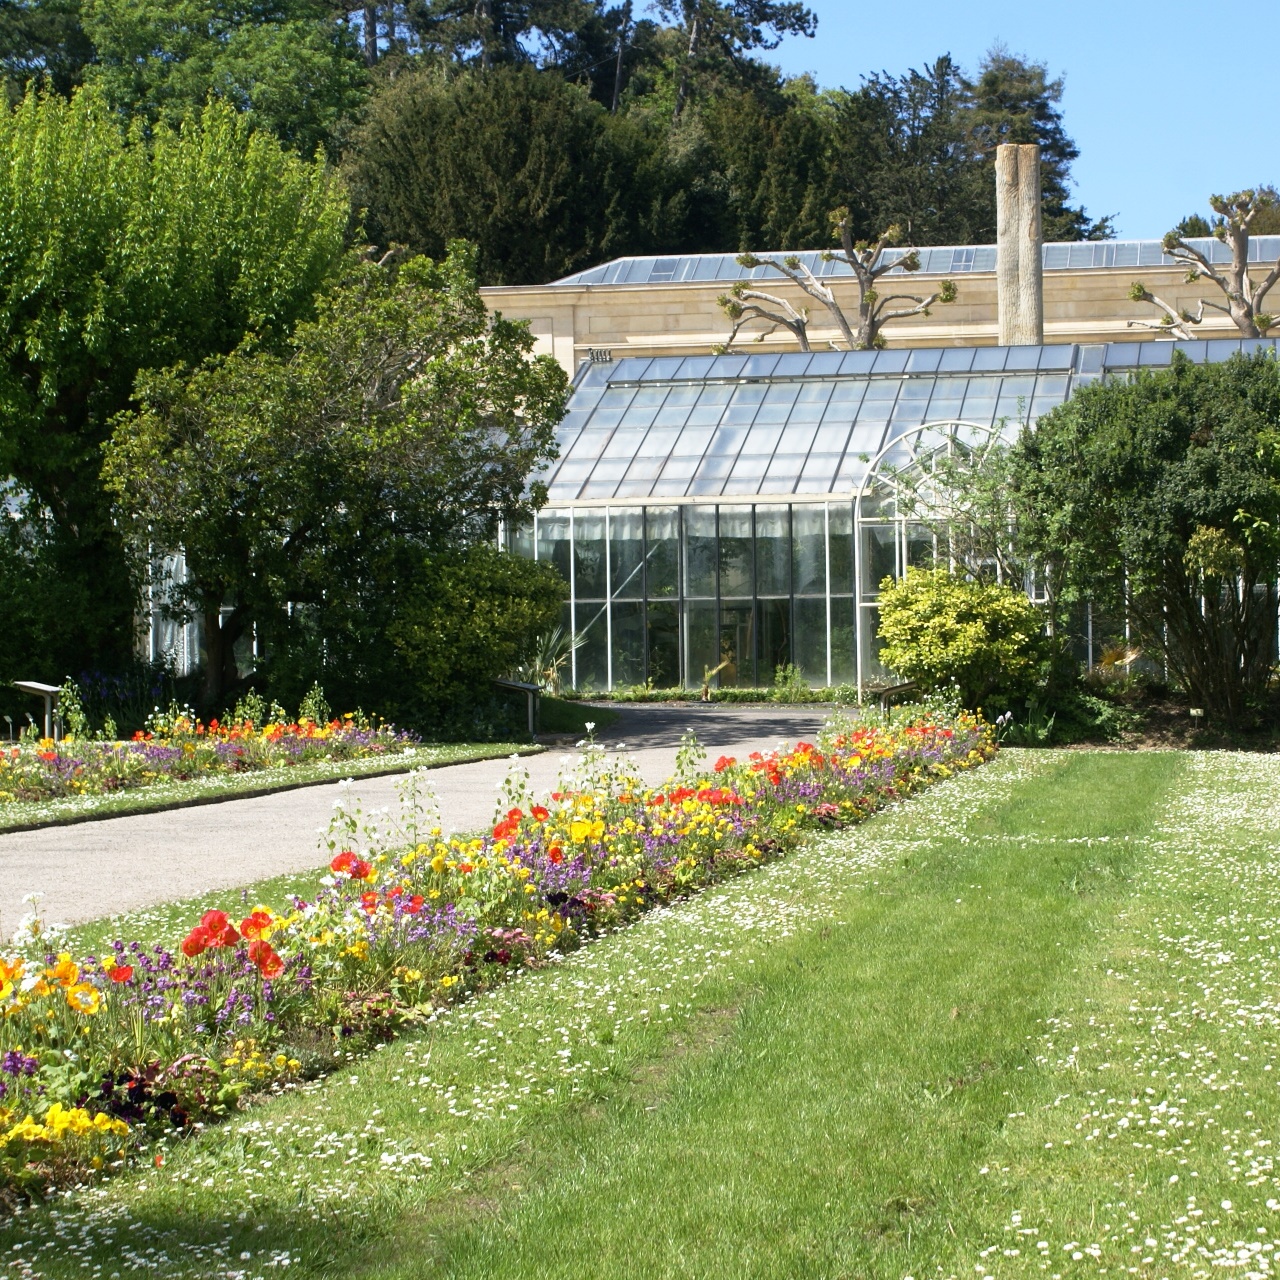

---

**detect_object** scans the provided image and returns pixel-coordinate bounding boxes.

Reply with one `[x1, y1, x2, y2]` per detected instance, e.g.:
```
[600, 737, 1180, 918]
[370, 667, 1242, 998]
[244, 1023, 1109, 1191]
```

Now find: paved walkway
[0, 704, 834, 931]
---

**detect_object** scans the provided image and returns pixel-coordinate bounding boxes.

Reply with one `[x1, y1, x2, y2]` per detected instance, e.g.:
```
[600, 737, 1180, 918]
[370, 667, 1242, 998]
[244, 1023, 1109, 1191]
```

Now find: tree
[1128, 188, 1280, 340]
[345, 64, 699, 284]
[719, 211, 957, 350]
[826, 51, 1110, 248]
[102, 244, 568, 710]
[0, 0, 95, 98]
[0, 87, 348, 688]
[82, 0, 369, 157]
[658, 0, 815, 121]
[959, 47, 1111, 242]
[1010, 351, 1280, 724]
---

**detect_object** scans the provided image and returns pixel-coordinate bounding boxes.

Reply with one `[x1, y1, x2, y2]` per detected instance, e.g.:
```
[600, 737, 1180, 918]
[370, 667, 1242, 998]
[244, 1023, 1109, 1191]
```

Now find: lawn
[6, 749, 1280, 1279]
[0, 742, 540, 834]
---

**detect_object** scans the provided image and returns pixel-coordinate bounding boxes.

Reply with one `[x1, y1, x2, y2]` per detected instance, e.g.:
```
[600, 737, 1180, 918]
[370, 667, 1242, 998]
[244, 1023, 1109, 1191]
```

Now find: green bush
[387, 544, 566, 734]
[876, 568, 1049, 711]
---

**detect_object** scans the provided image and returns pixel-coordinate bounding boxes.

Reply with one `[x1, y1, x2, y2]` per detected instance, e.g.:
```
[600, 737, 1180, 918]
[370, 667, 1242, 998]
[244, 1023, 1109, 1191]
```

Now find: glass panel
[757, 598, 790, 686]
[996, 376, 1036, 425]
[609, 509, 645, 599]
[686, 600, 718, 689]
[574, 602, 608, 692]
[636, 427, 681, 458]
[610, 600, 646, 688]
[830, 596, 856, 684]
[858, 603, 891, 684]
[573, 511, 607, 598]
[684, 506, 717, 597]
[859, 523, 897, 596]
[671, 426, 714, 457]
[1003, 346, 1039, 371]
[535, 510, 572, 584]
[645, 507, 679, 598]
[647, 601, 680, 689]
[718, 505, 753, 598]
[906, 524, 936, 570]
[830, 502, 853, 594]
[812, 423, 852, 452]
[938, 349, 975, 372]
[508, 520, 534, 559]
[798, 452, 842, 492]
[793, 595, 827, 686]
[792, 504, 825, 595]
[719, 603, 755, 687]
[755, 504, 790, 595]
[602, 429, 649, 459]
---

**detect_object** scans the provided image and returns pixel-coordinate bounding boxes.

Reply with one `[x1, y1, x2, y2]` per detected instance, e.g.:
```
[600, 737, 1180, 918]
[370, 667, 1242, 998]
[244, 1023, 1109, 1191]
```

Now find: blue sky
[761, 0, 1280, 240]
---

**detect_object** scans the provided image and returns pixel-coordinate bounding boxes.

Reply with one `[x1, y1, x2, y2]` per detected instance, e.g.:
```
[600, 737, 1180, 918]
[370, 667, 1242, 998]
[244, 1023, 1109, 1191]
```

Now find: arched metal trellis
[853, 419, 1012, 696]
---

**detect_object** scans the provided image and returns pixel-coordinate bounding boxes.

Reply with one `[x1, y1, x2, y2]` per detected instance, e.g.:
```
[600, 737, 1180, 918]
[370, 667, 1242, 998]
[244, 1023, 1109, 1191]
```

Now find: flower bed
[0, 711, 994, 1197]
[0, 710, 415, 806]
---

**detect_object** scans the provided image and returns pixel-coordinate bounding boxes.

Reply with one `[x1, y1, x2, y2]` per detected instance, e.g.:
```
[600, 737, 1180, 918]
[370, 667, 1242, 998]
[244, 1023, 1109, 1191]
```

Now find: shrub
[876, 568, 1048, 710]
[387, 544, 566, 734]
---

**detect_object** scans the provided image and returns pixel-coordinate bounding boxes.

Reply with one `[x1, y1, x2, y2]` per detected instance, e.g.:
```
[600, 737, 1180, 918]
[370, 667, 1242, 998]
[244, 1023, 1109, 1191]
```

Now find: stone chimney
[995, 143, 1044, 346]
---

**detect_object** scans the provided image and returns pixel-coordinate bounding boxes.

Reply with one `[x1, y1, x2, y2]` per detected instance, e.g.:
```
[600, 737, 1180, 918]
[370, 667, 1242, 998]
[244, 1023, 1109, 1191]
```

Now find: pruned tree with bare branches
[717, 210, 957, 352]
[1128, 187, 1280, 340]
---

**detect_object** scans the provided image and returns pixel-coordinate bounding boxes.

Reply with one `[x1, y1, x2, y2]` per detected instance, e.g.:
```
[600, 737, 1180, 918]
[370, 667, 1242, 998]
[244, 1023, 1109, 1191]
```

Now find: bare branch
[716, 285, 811, 351]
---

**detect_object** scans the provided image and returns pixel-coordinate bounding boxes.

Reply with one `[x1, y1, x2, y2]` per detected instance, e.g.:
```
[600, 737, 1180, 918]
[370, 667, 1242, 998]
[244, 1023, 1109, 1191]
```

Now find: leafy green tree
[82, 0, 368, 156]
[959, 47, 1111, 242]
[876, 567, 1048, 710]
[1010, 351, 1280, 724]
[0, 0, 95, 98]
[0, 87, 348, 688]
[828, 50, 1109, 247]
[657, 0, 815, 121]
[346, 64, 698, 284]
[103, 244, 568, 710]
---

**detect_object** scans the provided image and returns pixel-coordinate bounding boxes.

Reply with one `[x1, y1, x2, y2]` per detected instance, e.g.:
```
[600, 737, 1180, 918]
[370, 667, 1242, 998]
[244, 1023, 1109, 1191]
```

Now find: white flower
[585, 721, 596, 732]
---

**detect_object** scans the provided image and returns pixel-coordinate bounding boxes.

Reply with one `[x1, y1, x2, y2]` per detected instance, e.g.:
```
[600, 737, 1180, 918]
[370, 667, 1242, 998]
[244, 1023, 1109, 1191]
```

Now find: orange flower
[247, 939, 284, 979]
[239, 910, 273, 941]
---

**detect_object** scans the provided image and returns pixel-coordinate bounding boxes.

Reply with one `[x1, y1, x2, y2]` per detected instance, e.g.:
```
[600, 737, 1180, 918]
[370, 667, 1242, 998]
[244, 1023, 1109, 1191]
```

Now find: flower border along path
[0, 744, 540, 835]
[0, 712, 993, 1205]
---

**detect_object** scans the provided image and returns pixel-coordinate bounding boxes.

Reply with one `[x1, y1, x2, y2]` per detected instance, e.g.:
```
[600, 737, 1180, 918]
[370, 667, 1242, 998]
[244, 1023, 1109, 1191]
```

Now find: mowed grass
[18, 749, 1280, 1280]
[391, 752, 1176, 1280]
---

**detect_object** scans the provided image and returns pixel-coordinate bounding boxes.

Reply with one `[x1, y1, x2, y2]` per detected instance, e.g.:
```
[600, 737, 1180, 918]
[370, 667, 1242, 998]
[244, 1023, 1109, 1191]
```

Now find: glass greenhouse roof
[541, 337, 1280, 503]
[550, 237, 1280, 288]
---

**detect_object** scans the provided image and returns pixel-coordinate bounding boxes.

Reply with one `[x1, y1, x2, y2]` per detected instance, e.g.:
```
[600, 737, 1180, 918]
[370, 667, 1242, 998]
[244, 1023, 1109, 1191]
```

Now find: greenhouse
[507, 337, 1280, 694]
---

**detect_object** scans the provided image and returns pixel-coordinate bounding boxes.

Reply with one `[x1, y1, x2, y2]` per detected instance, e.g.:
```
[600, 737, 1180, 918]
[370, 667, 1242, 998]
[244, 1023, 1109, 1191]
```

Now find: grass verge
[2, 747, 1214, 1280]
[0, 742, 539, 835]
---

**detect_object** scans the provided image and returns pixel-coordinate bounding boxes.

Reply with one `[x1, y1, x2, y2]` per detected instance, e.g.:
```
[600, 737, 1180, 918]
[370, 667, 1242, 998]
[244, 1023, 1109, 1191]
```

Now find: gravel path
[0, 704, 834, 931]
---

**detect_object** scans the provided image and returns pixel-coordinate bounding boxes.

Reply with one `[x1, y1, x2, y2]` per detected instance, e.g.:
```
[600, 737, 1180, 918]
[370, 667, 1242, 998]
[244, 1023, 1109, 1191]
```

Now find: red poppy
[239, 910, 272, 940]
[200, 910, 240, 947]
[181, 927, 210, 958]
[329, 850, 372, 880]
[404, 894, 425, 914]
[107, 964, 134, 983]
[458, 862, 474, 874]
[360, 891, 380, 914]
[547, 846, 564, 865]
[247, 938, 284, 979]
[713, 755, 737, 772]
[531, 805, 550, 822]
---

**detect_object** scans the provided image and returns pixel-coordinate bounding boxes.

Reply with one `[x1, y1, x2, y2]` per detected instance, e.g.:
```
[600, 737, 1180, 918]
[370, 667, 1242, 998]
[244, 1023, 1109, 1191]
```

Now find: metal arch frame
[853, 418, 1011, 698]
